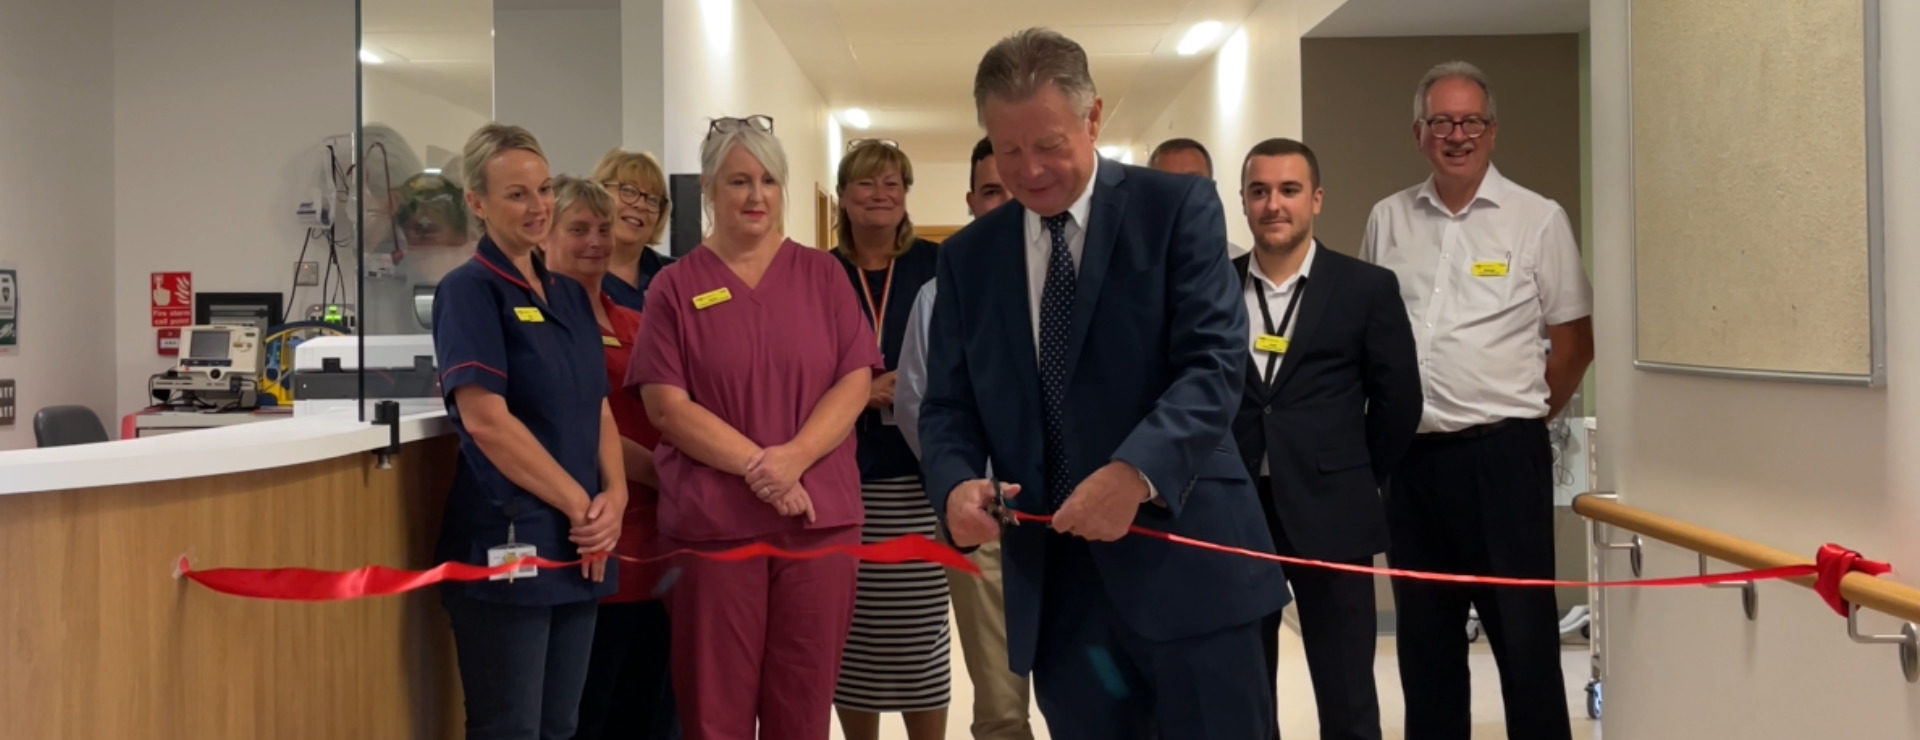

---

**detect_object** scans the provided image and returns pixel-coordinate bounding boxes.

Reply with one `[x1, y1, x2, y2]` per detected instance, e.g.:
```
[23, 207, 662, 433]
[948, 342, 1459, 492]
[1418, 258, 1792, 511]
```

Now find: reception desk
[0, 412, 464, 739]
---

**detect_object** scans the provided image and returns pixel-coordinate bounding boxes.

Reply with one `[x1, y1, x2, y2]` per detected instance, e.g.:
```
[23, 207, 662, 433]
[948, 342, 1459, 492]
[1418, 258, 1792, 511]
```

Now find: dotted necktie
[1039, 212, 1077, 510]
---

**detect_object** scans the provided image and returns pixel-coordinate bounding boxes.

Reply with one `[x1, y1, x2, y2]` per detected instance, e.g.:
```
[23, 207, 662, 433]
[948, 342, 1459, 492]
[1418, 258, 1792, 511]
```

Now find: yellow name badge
[1472, 261, 1510, 278]
[513, 307, 545, 322]
[692, 287, 733, 310]
[1255, 334, 1290, 355]
[601, 335, 622, 348]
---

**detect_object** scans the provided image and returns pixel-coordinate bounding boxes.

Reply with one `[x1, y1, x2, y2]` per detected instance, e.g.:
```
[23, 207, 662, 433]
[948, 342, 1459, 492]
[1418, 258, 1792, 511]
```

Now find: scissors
[986, 477, 1019, 527]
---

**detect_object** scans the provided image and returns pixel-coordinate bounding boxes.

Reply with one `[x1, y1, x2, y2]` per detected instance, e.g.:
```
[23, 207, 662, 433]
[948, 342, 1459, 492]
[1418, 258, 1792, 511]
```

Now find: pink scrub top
[626, 240, 883, 543]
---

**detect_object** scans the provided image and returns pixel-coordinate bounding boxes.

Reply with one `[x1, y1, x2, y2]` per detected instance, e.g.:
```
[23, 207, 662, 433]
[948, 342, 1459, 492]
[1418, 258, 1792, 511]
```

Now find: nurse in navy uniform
[431, 123, 628, 740]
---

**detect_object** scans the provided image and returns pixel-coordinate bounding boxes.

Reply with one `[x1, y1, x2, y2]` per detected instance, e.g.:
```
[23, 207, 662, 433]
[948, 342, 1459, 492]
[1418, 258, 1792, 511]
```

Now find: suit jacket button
[1264, 405, 1273, 415]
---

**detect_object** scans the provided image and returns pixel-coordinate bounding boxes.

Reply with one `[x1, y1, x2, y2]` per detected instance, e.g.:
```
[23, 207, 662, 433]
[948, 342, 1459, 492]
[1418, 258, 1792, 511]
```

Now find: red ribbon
[178, 534, 977, 603]
[1813, 542, 1894, 616]
[1007, 512, 1846, 591]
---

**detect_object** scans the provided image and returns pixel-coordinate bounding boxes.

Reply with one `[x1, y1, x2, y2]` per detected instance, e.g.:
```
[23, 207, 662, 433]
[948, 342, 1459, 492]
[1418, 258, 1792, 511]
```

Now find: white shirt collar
[1025, 157, 1100, 237]
[1248, 239, 1319, 292]
[1417, 162, 1508, 215]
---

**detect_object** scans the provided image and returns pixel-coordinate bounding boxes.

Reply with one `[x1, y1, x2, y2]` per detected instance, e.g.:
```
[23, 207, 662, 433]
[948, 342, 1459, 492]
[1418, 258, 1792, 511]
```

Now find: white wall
[0, 0, 117, 449]
[363, 69, 488, 175]
[622, 0, 668, 159]
[1591, 1, 1920, 736]
[112, 0, 356, 417]
[907, 160, 975, 229]
[660, 0, 830, 246]
[495, 7, 624, 177]
[1140, 0, 1304, 252]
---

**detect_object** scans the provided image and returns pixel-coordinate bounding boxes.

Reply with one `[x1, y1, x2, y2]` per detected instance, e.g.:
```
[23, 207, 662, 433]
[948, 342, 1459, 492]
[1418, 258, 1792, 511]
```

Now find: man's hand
[868, 371, 898, 410]
[745, 444, 807, 499]
[1051, 462, 1146, 542]
[946, 479, 1019, 548]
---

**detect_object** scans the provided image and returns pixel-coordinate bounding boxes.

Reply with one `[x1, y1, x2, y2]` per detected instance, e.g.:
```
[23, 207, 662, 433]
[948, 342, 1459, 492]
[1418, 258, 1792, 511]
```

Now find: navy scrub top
[433, 235, 617, 606]
[603, 248, 677, 313]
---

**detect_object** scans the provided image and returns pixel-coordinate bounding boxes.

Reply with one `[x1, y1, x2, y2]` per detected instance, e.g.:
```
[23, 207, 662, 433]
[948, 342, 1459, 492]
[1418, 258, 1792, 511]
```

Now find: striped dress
[833, 475, 953, 713]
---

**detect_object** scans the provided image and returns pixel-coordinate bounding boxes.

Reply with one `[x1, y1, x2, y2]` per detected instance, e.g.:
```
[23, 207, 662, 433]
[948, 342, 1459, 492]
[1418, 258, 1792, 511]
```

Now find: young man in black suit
[1229, 138, 1423, 740]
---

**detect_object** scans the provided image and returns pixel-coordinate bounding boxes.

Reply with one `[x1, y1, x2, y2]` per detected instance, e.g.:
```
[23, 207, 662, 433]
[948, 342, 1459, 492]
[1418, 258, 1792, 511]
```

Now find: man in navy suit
[918, 27, 1290, 739]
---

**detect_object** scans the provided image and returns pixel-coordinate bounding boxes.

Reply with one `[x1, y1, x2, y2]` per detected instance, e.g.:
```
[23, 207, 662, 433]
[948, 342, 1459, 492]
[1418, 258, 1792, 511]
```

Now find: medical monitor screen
[188, 330, 231, 361]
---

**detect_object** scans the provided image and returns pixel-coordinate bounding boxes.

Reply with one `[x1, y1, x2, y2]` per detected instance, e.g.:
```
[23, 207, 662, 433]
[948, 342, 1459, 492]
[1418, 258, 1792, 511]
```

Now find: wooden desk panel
[1, 436, 461, 739]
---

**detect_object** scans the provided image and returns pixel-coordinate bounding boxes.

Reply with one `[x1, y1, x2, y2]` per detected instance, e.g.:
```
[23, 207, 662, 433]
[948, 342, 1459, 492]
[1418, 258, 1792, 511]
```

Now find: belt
[1414, 417, 1535, 442]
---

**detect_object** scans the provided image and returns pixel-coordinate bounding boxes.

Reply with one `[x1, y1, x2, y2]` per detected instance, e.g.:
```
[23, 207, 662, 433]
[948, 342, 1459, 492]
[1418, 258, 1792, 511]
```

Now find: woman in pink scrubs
[628, 115, 881, 740]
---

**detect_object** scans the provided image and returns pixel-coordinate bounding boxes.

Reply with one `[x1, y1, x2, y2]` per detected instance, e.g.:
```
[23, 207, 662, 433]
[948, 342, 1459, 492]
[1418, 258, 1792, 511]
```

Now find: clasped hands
[945, 461, 1149, 548]
[746, 444, 818, 522]
[568, 486, 626, 583]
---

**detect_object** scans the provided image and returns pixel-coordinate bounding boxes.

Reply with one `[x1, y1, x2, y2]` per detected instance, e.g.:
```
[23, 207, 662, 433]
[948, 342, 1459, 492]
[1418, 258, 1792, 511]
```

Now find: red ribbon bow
[1813, 543, 1893, 617]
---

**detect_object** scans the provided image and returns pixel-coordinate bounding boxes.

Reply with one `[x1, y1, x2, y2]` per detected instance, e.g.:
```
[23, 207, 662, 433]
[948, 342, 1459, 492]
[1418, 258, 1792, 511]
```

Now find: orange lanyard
[857, 259, 895, 347]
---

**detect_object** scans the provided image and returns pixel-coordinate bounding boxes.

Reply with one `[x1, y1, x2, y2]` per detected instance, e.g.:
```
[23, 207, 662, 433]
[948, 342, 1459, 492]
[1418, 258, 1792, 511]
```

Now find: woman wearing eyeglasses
[827, 140, 950, 740]
[593, 149, 676, 311]
[627, 114, 881, 740]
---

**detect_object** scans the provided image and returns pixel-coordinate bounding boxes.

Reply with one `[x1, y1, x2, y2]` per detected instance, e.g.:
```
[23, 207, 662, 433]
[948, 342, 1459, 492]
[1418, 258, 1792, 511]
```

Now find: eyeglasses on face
[709, 115, 775, 136]
[600, 181, 668, 211]
[846, 138, 899, 152]
[1423, 116, 1492, 139]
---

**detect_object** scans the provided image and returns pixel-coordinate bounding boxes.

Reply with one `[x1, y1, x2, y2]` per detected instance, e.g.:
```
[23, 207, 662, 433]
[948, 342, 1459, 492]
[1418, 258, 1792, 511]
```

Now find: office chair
[33, 405, 109, 447]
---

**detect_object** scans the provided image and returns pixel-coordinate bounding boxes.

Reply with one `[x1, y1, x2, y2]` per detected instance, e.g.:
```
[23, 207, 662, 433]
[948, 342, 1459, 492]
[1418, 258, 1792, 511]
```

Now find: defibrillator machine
[150, 324, 263, 409]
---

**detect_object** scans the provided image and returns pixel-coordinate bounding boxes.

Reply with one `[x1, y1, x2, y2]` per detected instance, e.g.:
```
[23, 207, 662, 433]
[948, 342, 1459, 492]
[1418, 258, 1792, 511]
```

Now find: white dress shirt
[1359, 164, 1593, 433]
[1023, 159, 1099, 350]
[1244, 241, 1318, 476]
[894, 282, 938, 460]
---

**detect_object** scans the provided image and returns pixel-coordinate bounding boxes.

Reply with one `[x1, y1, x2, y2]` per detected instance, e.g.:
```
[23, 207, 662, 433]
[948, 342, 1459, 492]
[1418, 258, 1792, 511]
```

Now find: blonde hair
[700, 123, 789, 234]
[461, 123, 547, 236]
[551, 175, 615, 224]
[591, 148, 671, 245]
[834, 143, 918, 257]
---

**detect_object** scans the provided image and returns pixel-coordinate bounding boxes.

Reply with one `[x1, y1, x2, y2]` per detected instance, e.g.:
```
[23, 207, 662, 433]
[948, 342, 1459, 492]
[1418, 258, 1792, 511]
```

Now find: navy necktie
[1039, 212, 1076, 510]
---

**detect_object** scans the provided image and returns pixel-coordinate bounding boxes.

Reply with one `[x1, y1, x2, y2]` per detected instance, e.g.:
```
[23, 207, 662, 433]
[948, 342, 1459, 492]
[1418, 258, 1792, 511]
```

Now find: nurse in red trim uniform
[431, 123, 627, 740]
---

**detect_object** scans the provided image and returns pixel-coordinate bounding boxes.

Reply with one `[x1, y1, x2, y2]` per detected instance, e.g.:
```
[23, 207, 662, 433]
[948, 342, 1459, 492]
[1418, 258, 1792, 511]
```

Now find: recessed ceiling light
[841, 108, 872, 129]
[359, 48, 384, 65]
[1177, 21, 1225, 56]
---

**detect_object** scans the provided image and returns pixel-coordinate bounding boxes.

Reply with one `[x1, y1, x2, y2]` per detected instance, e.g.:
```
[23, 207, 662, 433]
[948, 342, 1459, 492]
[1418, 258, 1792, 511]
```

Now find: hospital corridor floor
[828, 609, 1600, 740]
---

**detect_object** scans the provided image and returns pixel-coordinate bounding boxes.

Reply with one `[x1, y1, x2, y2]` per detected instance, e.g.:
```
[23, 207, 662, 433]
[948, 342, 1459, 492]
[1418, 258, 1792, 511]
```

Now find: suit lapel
[1270, 240, 1334, 393]
[993, 209, 1043, 413]
[1232, 254, 1275, 402]
[1062, 161, 1126, 386]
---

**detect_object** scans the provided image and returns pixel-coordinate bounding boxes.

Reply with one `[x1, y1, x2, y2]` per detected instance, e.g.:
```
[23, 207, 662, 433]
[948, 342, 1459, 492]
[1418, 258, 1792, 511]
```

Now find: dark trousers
[1386, 418, 1571, 740]
[1032, 534, 1274, 740]
[443, 589, 600, 740]
[1255, 484, 1382, 740]
[575, 600, 680, 740]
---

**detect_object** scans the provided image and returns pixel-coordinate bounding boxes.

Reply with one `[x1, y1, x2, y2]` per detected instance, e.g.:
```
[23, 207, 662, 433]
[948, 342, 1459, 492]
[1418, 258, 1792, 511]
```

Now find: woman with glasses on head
[432, 124, 626, 740]
[627, 114, 881, 740]
[593, 149, 676, 311]
[537, 176, 680, 740]
[827, 140, 950, 740]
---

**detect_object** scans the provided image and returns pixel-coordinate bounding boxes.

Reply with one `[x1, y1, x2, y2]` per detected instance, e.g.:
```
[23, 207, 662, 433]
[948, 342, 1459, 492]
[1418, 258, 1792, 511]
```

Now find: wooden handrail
[1573, 493, 1920, 625]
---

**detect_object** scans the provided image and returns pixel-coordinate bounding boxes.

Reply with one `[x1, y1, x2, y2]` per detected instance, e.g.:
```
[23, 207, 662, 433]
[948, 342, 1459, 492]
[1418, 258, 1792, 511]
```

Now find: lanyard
[1252, 271, 1307, 386]
[856, 259, 895, 347]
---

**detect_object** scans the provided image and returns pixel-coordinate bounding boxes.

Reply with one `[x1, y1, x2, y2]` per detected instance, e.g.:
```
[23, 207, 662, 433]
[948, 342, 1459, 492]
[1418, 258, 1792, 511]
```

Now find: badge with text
[487, 543, 539, 582]
[1255, 334, 1290, 355]
[1472, 261, 1510, 278]
[602, 335, 621, 348]
[514, 307, 545, 323]
[693, 287, 733, 310]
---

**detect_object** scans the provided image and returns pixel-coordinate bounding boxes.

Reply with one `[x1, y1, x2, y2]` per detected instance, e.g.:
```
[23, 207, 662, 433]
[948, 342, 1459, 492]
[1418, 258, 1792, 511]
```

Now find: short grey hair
[973, 27, 1098, 125]
[699, 124, 789, 229]
[551, 175, 615, 224]
[1413, 61, 1499, 122]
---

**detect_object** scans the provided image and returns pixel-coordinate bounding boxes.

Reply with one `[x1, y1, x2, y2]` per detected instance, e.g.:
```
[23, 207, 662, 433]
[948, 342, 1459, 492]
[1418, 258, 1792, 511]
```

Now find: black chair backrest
[33, 405, 109, 448]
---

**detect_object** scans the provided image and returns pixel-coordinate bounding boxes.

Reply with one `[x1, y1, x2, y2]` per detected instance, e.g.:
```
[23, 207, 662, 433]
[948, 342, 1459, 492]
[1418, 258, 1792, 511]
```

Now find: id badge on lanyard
[487, 522, 538, 582]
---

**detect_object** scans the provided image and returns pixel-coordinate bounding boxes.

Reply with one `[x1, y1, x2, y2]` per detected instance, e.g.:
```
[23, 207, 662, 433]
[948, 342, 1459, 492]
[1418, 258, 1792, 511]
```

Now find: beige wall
[1300, 34, 1581, 255]
[1592, 0, 1920, 736]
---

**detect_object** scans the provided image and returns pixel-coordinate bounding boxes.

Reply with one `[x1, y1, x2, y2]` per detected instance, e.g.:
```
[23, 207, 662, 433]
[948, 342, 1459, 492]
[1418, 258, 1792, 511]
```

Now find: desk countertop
[0, 410, 453, 496]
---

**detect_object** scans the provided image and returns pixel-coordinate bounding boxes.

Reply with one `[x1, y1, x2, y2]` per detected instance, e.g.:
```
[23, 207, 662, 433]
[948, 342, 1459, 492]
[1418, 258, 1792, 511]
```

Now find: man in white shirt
[1359, 60, 1594, 740]
[896, 136, 1032, 740]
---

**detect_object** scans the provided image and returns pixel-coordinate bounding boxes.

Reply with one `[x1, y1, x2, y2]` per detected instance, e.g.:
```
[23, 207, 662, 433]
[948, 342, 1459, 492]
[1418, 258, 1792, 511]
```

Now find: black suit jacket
[1230, 244, 1422, 561]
